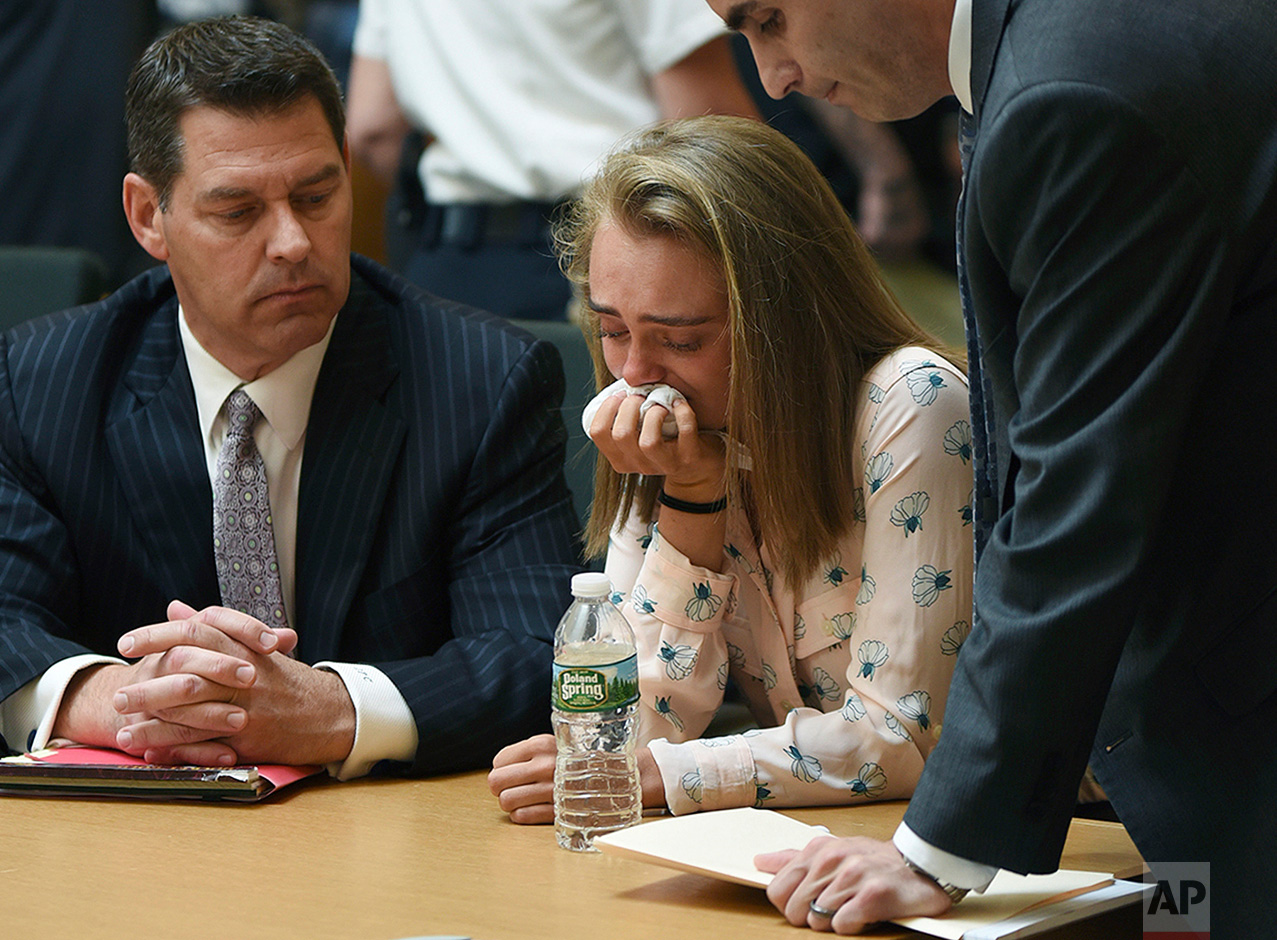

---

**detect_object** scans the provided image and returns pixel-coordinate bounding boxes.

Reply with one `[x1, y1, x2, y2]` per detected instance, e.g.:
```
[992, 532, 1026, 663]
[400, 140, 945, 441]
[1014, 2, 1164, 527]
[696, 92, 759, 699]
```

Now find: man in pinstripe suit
[0, 17, 579, 779]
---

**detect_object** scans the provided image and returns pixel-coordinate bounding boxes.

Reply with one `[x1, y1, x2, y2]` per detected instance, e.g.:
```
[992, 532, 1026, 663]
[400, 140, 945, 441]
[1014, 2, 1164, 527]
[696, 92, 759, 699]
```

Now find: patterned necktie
[956, 109, 998, 561]
[213, 389, 289, 628]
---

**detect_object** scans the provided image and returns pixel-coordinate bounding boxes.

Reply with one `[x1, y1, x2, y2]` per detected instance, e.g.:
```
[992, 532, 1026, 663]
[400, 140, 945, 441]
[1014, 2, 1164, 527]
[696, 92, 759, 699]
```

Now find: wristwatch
[900, 854, 970, 905]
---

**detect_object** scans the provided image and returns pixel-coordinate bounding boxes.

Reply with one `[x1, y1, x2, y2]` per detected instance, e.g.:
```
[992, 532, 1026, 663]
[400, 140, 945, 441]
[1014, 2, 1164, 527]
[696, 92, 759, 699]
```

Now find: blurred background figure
[346, 0, 760, 321]
[0, 1, 157, 290]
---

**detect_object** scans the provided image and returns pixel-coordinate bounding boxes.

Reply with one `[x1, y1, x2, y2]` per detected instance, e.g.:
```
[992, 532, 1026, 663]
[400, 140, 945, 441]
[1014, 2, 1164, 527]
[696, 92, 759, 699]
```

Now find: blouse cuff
[649, 734, 758, 815]
[638, 530, 736, 634]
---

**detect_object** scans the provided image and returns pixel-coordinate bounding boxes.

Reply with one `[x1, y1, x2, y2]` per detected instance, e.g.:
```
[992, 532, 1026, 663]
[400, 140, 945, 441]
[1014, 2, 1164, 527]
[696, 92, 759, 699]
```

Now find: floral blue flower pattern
[890, 491, 930, 537]
[856, 566, 876, 605]
[632, 584, 656, 615]
[658, 641, 697, 680]
[857, 639, 889, 679]
[912, 565, 953, 607]
[685, 581, 722, 621]
[786, 745, 823, 783]
[725, 542, 754, 574]
[902, 359, 946, 405]
[654, 695, 683, 732]
[754, 775, 774, 807]
[848, 762, 888, 798]
[682, 770, 703, 803]
[809, 666, 841, 702]
[762, 662, 778, 691]
[841, 691, 867, 722]
[941, 621, 970, 656]
[828, 611, 857, 643]
[896, 690, 933, 731]
[884, 711, 912, 741]
[943, 420, 972, 463]
[865, 452, 894, 493]
[701, 735, 736, 748]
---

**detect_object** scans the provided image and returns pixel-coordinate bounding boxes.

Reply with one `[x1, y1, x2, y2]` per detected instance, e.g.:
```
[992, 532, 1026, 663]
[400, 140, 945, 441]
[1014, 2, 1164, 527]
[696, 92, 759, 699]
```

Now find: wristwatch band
[900, 854, 970, 905]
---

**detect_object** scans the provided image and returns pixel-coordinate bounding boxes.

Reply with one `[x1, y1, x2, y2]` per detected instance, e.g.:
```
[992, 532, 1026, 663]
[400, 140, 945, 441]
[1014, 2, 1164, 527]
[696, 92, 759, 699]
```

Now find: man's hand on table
[54, 600, 355, 767]
[488, 733, 666, 823]
[756, 836, 951, 934]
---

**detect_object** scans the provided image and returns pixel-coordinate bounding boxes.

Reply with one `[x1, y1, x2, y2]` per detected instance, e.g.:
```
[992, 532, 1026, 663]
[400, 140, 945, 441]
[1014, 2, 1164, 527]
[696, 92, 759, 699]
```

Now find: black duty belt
[421, 200, 566, 250]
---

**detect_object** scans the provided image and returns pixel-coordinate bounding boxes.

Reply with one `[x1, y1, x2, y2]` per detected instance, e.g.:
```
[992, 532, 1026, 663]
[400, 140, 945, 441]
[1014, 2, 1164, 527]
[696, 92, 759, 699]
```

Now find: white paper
[594, 807, 826, 887]
[594, 807, 1149, 939]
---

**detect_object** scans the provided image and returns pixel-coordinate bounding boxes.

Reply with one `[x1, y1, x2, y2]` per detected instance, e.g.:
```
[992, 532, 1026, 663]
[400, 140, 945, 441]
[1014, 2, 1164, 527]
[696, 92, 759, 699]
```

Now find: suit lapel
[962, 0, 1016, 552]
[105, 298, 220, 609]
[295, 279, 405, 661]
[970, 0, 1013, 121]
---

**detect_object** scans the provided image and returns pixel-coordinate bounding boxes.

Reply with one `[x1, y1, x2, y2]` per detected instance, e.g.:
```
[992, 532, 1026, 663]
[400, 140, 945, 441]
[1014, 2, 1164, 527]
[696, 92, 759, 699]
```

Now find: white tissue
[581, 378, 687, 438]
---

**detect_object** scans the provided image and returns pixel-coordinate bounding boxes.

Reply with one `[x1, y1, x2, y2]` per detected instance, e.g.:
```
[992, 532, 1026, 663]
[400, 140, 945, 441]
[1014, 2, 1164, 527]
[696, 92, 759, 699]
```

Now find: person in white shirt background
[345, 0, 761, 322]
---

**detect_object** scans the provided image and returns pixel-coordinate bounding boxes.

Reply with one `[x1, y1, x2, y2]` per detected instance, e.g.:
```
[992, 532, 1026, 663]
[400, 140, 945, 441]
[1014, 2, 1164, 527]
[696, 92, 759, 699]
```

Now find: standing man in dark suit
[713, 0, 1277, 936]
[0, 17, 579, 781]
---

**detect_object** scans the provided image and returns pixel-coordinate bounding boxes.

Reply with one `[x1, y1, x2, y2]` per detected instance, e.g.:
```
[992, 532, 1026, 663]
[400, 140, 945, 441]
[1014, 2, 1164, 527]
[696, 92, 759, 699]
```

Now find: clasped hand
[78, 600, 354, 767]
[587, 392, 725, 497]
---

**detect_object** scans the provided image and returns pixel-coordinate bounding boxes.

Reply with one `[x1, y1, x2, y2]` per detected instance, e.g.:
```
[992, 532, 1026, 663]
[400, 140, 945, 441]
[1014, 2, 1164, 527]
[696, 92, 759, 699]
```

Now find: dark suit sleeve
[904, 82, 1236, 870]
[376, 336, 578, 775]
[0, 332, 96, 715]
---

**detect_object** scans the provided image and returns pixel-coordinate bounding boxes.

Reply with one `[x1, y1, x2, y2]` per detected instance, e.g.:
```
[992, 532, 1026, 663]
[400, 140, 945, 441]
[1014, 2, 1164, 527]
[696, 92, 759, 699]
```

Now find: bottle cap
[570, 571, 612, 598]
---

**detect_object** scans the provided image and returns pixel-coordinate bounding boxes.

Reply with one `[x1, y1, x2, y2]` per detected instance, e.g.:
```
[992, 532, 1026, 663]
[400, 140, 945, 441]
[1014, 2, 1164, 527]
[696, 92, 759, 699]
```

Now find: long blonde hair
[557, 115, 963, 588]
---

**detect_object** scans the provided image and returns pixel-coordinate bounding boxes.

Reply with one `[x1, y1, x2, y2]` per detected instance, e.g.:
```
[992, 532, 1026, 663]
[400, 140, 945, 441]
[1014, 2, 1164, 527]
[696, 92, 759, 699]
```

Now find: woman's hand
[489, 734, 557, 824]
[588, 392, 726, 502]
[489, 734, 667, 824]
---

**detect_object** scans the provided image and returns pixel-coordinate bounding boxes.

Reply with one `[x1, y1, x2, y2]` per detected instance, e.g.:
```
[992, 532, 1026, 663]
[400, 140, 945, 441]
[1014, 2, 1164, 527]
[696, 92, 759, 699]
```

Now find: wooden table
[0, 771, 1144, 939]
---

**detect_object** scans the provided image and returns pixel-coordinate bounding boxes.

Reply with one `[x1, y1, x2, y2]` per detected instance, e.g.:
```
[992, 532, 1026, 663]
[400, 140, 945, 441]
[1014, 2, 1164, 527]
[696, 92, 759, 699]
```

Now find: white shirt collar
[178, 305, 337, 452]
[949, 0, 975, 114]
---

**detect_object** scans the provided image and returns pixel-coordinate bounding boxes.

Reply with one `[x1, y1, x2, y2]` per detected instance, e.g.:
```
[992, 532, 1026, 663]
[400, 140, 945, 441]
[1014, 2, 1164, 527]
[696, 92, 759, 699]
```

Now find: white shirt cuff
[648, 735, 757, 814]
[314, 661, 418, 780]
[893, 822, 999, 892]
[0, 654, 126, 753]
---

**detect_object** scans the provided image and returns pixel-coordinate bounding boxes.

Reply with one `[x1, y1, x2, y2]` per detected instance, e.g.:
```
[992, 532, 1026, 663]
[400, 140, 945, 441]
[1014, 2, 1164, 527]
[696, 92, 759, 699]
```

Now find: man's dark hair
[125, 15, 345, 209]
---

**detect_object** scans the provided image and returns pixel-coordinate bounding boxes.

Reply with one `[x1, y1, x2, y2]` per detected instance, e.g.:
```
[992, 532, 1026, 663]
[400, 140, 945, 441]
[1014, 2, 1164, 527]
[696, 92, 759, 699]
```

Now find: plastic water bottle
[552, 571, 642, 851]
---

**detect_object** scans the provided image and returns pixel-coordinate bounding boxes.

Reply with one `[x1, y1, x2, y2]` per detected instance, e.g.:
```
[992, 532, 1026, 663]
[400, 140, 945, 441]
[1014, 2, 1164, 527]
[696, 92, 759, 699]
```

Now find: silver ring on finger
[809, 901, 838, 920]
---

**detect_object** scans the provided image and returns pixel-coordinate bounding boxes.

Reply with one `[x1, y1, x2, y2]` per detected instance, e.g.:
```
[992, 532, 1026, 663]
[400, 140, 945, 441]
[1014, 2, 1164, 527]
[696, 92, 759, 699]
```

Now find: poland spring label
[552, 654, 639, 711]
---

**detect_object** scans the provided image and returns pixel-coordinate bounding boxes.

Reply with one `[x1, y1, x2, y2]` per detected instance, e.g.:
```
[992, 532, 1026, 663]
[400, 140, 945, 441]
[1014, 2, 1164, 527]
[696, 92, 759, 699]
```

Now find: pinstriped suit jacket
[0, 255, 579, 774]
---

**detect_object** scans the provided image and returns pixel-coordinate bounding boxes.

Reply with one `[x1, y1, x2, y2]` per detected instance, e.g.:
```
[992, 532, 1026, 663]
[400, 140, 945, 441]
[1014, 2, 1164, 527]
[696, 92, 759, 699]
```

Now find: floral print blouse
[603, 348, 973, 814]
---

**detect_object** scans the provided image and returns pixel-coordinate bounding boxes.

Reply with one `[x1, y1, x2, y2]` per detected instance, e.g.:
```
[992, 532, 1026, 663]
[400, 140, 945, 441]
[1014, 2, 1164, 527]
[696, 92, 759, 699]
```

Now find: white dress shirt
[0, 306, 418, 780]
[890, 0, 998, 893]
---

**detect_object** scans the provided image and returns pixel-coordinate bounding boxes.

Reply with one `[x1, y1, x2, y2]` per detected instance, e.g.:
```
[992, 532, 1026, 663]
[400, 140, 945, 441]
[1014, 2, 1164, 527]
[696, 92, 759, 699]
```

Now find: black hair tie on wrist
[658, 490, 727, 514]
